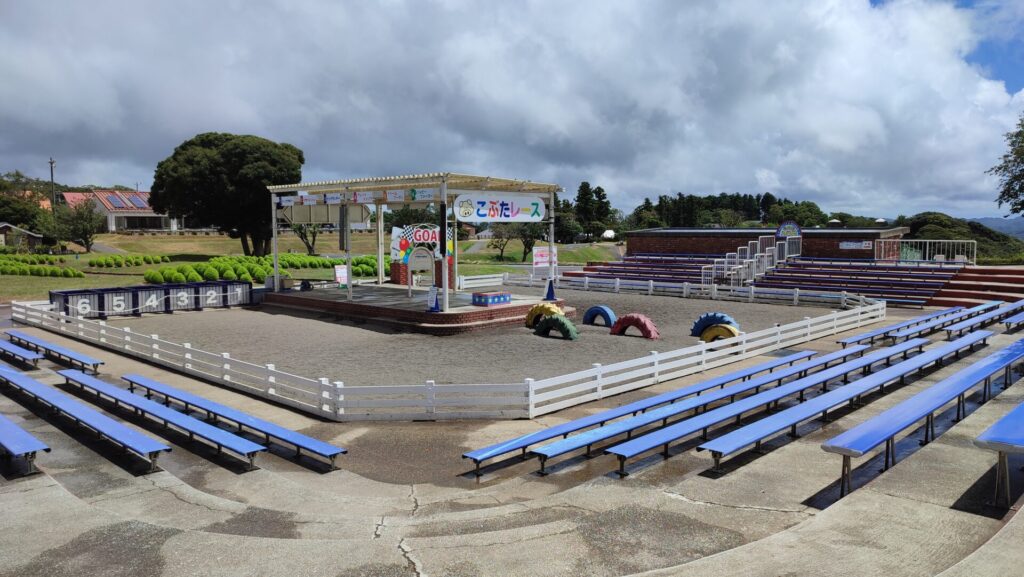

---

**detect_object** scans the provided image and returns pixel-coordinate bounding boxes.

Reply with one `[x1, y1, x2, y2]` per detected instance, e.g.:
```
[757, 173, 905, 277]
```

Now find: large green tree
[151, 133, 304, 256]
[991, 112, 1024, 214]
[0, 195, 43, 227]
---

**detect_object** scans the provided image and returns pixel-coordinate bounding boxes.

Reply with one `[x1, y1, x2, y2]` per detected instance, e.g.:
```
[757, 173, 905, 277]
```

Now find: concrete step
[953, 273, 1024, 284]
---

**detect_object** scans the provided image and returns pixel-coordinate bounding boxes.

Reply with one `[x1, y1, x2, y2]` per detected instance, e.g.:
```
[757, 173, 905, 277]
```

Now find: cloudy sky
[2, 0, 1023, 218]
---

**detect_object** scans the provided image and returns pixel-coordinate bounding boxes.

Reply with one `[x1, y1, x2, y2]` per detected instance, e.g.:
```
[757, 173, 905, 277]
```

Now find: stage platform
[261, 284, 574, 335]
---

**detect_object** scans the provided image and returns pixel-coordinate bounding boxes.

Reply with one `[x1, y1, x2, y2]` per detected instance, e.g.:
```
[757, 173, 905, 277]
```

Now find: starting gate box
[471, 291, 512, 307]
[50, 281, 253, 319]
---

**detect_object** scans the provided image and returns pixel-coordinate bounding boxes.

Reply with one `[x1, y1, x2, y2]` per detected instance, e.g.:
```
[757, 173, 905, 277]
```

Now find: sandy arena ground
[107, 285, 826, 385]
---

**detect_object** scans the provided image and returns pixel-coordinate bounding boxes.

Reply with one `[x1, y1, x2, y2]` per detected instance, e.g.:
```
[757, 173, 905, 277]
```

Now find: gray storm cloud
[1, 0, 1022, 217]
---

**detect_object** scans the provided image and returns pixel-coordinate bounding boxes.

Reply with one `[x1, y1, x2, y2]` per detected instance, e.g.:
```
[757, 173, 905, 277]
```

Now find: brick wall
[390, 260, 457, 288]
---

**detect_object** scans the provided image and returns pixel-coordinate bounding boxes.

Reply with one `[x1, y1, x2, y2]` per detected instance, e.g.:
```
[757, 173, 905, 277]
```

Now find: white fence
[874, 239, 976, 265]
[700, 235, 802, 287]
[11, 288, 884, 421]
[457, 273, 505, 290]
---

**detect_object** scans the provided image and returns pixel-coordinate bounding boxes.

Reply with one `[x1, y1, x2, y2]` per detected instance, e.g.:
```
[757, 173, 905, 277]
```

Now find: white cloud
[0, 0, 1021, 217]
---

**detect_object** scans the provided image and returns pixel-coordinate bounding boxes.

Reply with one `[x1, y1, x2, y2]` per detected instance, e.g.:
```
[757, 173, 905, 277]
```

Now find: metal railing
[874, 239, 975, 265]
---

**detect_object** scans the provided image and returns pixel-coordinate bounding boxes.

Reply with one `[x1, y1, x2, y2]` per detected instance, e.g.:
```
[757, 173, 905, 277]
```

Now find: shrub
[186, 270, 203, 282]
[222, 268, 237, 280]
[48, 268, 62, 277]
[144, 270, 164, 284]
[169, 271, 186, 283]
[239, 272, 253, 282]
[202, 267, 220, 281]
[161, 255, 170, 262]
[61, 268, 76, 278]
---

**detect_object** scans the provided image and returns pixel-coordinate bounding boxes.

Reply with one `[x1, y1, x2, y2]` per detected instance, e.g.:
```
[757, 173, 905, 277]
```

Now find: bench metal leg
[882, 438, 896, 471]
[954, 394, 965, 422]
[247, 454, 256, 471]
[148, 452, 161, 474]
[920, 414, 934, 445]
[995, 451, 1011, 507]
[25, 451, 38, 475]
[788, 424, 799, 438]
[473, 460, 481, 478]
[711, 453, 723, 472]
[616, 456, 628, 478]
[537, 456, 548, 476]
[840, 456, 851, 498]
[329, 455, 338, 470]
[982, 378, 991, 403]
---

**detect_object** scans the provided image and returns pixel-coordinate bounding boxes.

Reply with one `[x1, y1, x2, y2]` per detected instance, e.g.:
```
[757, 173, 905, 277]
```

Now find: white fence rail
[874, 239, 976, 265]
[11, 286, 884, 421]
[457, 273, 506, 290]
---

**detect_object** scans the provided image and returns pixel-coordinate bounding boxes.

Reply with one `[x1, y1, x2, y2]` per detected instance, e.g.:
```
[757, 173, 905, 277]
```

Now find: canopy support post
[376, 201, 385, 285]
[548, 189, 556, 283]
[271, 194, 280, 292]
[440, 176, 449, 312]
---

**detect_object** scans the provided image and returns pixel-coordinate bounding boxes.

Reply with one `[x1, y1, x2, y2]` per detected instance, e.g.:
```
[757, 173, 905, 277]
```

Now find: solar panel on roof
[106, 194, 126, 208]
[128, 195, 148, 209]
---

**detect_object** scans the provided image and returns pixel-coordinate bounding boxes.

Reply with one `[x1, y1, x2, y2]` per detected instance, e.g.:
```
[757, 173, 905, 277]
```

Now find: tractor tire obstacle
[690, 312, 741, 342]
[534, 314, 579, 340]
[526, 303, 563, 328]
[582, 305, 617, 327]
[609, 313, 660, 340]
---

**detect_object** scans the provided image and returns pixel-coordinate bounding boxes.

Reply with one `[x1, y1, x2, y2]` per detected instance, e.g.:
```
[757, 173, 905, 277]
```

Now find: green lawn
[459, 241, 620, 264]
[0, 274, 148, 303]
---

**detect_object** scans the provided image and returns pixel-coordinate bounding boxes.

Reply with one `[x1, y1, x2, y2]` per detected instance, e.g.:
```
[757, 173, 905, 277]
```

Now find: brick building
[626, 227, 909, 259]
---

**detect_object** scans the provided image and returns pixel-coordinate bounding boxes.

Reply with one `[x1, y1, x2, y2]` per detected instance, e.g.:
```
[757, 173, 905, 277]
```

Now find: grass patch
[0, 274, 148, 303]
[459, 241, 620, 264]
[94, 232, 382, 257]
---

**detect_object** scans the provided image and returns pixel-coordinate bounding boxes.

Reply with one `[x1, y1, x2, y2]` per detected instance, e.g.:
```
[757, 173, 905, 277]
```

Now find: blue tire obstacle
[582, 305, 617, 327]
[689, 312, 739, 337]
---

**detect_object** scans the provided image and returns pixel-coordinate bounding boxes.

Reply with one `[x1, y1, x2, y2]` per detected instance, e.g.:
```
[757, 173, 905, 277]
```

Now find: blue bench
[462, 349, 825, 474]
[6, 330, 104, 374]
[121, 373, 346, 469]
[529, 346, 873, 474]
[891, 301, 1003, 341]
[0, 340, 44, 367]
[592, 339, 929, 477]
[0, 411, 51, 475]
[1003, 311, 1024, 332]
[945, 300, 1024, 339]
[60, 370, 266, 470]
[975, 400, 1024, 506]
[838, 307, 963, 348]
[819, 336, 1020, 496]
[696, 331, 994, 481]
[0, 369, 170, 471]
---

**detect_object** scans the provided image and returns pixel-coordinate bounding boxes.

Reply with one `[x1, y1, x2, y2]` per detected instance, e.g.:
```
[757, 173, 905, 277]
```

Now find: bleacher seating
[1003, 311, 1024, 332]
[529, 346, 876, 474]
[838, 307, 963, 347]
[462, 349, 832, 475]
[121, 374, 346, 469]
[0, 340, 44, 368]
[820, 337, 1022, 496]
[6, 330, 104, 374]
[605, 333, 985, 477]
[974, 400, 1024, 506]
[60, 370, 267, 470]
[0, 369, 170, 471]
[0, 411, 50, 475]
[890, 301, 1002, 341]
[551, 339, 927, 477]
[944, 300, 1024, 339]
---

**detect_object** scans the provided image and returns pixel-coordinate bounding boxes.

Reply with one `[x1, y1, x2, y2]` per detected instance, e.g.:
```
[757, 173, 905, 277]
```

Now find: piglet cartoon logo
[458, 200, 474, 219]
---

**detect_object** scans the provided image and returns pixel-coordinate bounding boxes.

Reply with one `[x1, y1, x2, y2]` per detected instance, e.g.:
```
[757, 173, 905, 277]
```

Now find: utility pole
[48, 157, 56, 214]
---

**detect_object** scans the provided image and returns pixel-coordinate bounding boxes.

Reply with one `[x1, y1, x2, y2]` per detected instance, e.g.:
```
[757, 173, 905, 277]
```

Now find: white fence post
[584, 277, 589, 290]
[221, 352, 231, 381]
[650, 351, 660, 384]
[123, 326, 132, 351]
[184, 343, 193, 369]
[592, 363, 604, 398]
[804, 317, 812, 339]
[150, 334, 160, 360]
[525, 378, 535, 418]
[683, 282, 690, 298]
[614, 278, 620, 293]
[648, 280, 654, 295]
[334, 381, 345, 415]
[426, 380, 435, 415]
[793, 288, 800, 306]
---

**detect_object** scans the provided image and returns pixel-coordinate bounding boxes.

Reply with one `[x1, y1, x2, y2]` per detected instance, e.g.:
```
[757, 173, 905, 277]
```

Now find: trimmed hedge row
[0, 254, 67, 265]
[88, 254, 170, 268]
[0, 264, 85, 278]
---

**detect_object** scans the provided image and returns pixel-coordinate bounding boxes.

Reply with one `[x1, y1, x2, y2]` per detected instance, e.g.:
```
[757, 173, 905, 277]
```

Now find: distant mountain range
[969, 216, 1024, 239]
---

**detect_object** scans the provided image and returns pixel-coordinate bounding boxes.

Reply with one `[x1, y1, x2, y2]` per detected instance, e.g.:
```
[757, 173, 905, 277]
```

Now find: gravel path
[110, 286, 828, 386]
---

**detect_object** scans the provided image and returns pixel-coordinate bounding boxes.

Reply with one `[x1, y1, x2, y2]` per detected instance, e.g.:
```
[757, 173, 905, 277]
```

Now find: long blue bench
[755, 280, 937, 295]
[462, 349, 829, 475]
[945, 300, 1024, 339]
[820, 336, 1021, 496]
[761, 274, 947, 289]
[6, 330, 104, 374]
[60, 370, 266, 470]
[0, 411, 51, 475]
[528, 346, 874, 474]
[1003, 311, 1024, 332]
[121, 373, 346, 469]
[975, 400, 1024, 506]
[591, 339, 928, 477]
[838, 307, 964, 348]
[0, 340, 44, 367]
[0, 369, 170, 471]
[890, 301, 1003, 341]
[695, 331, 994, 481]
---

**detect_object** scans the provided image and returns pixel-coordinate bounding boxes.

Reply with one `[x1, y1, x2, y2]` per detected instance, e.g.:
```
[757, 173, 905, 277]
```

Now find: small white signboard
[408, 188, 435, 202]
[354, 191, 375, 204]
[278, 196, 295, 207]
[533, 246, 558, 268]
[334, 264, 348, 288]
[408, 247, 434, 271]
[324, 192, 343, 205]
[301, 194, 320, 206]
[386, 190, 405, 203]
